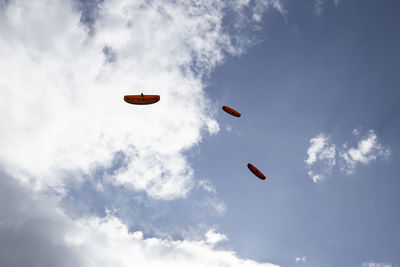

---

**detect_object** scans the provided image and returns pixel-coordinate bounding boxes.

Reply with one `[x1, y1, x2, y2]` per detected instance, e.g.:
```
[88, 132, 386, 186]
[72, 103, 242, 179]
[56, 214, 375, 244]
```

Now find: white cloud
[0, 1, 284, 266]
[295, 256, 306, 263]
[305, 134, 336, 183]
[306, 130, 390, 181]
[208, 198, 227, 214]
[195, 179, 227, 213]
[197, 179, 217, 194]
[251, 0, 285, 22]
[0, 174, 279, 267]
[225, 124, 242, 136]
[340, 130, 390, 175]
[0, 0, 283, 199]
[73, 216, 278, 267]
[353, 128, 361, 136]
[205, 229, 228, 245]
[307, 170, 325, 183]
[305, 134, 336, 166]
[109, 149, 195, 199]
[362, 262, 393, 267]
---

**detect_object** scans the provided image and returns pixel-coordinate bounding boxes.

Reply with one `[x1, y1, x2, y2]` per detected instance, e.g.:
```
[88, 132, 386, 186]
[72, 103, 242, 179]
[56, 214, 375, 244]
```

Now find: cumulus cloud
[306, 130, 390, 182]
[109, 149, 195, 199]
[205, 229, 228, 245]
[0, 0, 282, 199]
[0, 173, 279, 267]
[0, 0, 283, 266]
[340, 130, 390, 175]
[0, 0, 219, 198]
[305, 134, 336, 166]
[305, 134, 336, 183]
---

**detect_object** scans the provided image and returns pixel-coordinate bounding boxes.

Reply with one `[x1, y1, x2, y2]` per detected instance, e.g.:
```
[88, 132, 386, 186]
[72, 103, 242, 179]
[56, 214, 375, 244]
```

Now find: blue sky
[198, 1, 400, 266]
[0, 0, 399, 267]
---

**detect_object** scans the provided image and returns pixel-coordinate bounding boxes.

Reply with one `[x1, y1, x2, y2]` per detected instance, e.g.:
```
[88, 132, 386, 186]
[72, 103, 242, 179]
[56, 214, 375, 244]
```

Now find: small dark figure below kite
[124, 93, 160, 105]
[222, 105, 241, 117]
[247, 163, 266, 180]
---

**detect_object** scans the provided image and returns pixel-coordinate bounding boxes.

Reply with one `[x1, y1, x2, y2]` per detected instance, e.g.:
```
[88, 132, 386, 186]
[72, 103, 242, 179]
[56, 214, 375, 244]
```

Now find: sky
[0, 0, 399, 267]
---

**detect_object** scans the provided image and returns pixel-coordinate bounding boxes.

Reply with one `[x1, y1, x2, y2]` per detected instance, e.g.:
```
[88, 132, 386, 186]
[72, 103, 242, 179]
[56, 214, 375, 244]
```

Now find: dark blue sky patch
[0, 0, 9, 10]
[102, 45, 117, 64]
[74, 0, 103, 32]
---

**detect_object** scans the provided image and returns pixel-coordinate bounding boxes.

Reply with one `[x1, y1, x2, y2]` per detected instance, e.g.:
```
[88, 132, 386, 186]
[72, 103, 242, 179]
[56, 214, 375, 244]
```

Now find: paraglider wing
[247, 163, 266, 180]
[222, 106, 241, 117]
[124, 94, 160, 105]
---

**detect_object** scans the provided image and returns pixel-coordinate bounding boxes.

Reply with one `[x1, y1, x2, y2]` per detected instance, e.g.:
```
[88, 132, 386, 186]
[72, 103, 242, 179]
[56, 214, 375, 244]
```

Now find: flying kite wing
[247, 163, 266, 180]
[124, 94, 160, 105]
[222, 106, 241, 117]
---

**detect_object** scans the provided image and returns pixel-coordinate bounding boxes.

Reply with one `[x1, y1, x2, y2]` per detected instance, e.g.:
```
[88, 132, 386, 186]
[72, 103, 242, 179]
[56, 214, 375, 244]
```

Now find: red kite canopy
[222, 106, 241, 117]
[247, 163, 266, 180]
[124, 94, 160, 105]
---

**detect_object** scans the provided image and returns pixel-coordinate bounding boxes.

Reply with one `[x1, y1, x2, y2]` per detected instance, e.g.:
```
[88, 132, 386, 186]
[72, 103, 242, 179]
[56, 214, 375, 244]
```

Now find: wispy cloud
[305, 134, 336, 183]
[332, 0, 342, 5]
[295, 256, 307, 263]
[313, 0, 342, 16]
[339, 130, 390, 175]
[305, 129, 389, 182]
[362, 261, 394, 267]
[197, 179, 217, 194]
[314, 0, 324, 16]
